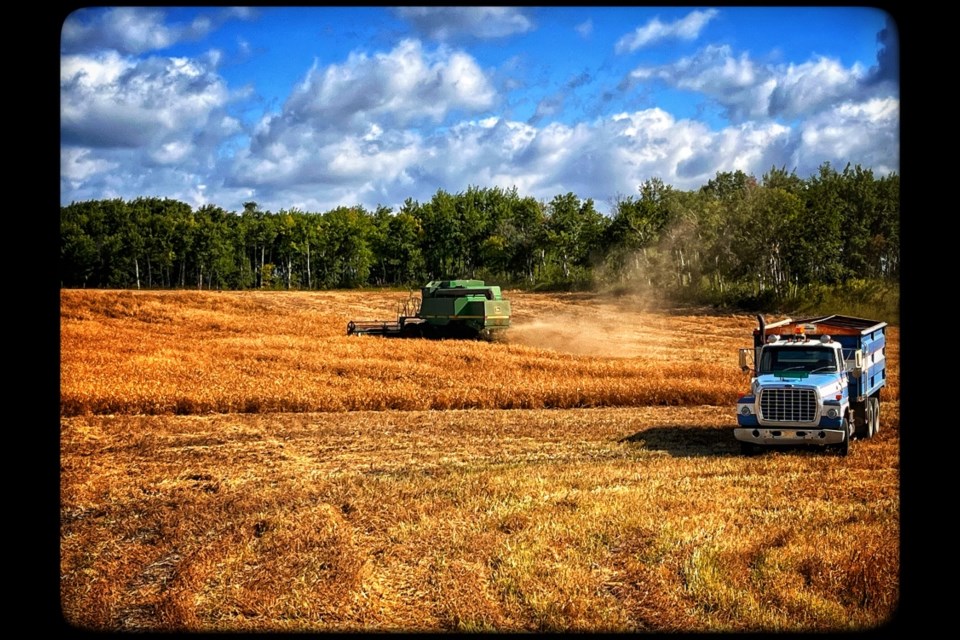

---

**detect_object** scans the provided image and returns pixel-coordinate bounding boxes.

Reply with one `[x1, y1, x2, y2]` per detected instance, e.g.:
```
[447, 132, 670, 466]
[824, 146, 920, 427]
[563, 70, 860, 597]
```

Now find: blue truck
[735, 314, 887, 456]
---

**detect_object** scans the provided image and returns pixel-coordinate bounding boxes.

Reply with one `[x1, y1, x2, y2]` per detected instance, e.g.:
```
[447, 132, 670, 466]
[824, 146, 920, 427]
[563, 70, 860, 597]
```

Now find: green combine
[346, 279, 511, 340]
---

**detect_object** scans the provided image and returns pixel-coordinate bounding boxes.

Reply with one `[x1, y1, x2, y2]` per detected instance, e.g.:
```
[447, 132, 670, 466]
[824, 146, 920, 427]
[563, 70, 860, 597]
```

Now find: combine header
[346, 279, 511, 340]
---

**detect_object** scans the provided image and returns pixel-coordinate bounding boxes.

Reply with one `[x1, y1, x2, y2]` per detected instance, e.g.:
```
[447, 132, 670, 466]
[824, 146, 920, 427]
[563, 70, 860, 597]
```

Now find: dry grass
[59, 289, 901, 632]
[59, 289, 899, 416]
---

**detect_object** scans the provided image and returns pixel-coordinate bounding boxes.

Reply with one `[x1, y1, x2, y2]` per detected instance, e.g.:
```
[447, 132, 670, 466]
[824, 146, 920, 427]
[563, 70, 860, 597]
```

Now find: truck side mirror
[738, 348, 753, 373]
[850, 349, 863, 379]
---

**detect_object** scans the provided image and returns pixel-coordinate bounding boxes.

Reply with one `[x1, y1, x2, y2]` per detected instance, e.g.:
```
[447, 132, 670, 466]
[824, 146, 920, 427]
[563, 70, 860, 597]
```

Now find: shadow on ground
[619, 426, 842, 458]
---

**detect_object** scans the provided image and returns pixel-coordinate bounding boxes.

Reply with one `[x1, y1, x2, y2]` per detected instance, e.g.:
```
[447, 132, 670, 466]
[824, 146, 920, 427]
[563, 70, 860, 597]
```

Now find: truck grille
[759, 388, 817, 422]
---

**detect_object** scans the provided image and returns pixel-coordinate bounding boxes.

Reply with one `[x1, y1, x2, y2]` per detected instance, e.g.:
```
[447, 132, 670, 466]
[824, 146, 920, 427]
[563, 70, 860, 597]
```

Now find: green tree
[380, 209, 425, 285]
[496, 190, 546, 285]
[761, 165, 804, 195]
[870, 173, 900, 278]
[60, 201, 100, 287]
[803, 163, 848, 284]
[602, 178, 676, 286]
[732, 185, 805, 296]
[319, 207, 374, 288]
[545, 192, 607, 285]
[415, 191, 463, 279]
[192, 204, 236, 289]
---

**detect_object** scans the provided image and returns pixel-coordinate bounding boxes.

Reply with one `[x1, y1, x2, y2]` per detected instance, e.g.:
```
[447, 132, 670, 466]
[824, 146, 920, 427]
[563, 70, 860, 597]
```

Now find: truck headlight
[826, 408, 838, 418]
[740, 406, 751, 416]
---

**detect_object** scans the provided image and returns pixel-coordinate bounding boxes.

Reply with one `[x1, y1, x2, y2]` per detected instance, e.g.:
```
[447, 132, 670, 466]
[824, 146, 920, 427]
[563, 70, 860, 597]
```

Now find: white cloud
[279, 40, 496, 131]
[60, 49, 130, 87]
[60, 48, 244, 210]
[233, 122, 425, 189]
[61, 6, 255, 55]
[60, 150, 221, 208]
[62, 7, 203, 54]
[233, 39, 498, 192]
[798, 98, 900, 175]
[62, 7, 175, 54]
[396, 7, 534, 41]
[151, 141, 194, 165]
[61, 51, 231, 152]
[58, 9, 899, 215]
[453, 110, 784, 205]
[61, 148, 119, 184]
[576, 19, 593, 38]
[616, 9, 718, 54]
[65, 97, 898, 215]
[769, 57, 867, 119]
[359, 109, 773, 210]
[627, 44, 883, 124]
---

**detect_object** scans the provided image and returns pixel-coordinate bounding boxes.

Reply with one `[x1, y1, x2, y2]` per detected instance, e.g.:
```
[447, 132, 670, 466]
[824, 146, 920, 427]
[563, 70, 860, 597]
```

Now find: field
[59, 289, 901, 632]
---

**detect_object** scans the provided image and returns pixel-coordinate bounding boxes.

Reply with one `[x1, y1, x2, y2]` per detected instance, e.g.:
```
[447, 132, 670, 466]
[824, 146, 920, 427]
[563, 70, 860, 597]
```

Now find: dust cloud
[503, 291, 673, 358]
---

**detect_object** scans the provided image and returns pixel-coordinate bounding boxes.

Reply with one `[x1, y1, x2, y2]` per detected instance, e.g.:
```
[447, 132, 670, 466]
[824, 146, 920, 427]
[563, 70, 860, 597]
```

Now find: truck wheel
[871, 397, 881, 435]
[837, 417, 851, 456]
[853, 403, 869, 439]
[864, 400, 876, 439]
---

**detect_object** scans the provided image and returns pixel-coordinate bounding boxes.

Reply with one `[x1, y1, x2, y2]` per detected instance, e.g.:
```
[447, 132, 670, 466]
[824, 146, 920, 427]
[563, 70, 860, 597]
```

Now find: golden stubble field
[59, 289, 901, 632]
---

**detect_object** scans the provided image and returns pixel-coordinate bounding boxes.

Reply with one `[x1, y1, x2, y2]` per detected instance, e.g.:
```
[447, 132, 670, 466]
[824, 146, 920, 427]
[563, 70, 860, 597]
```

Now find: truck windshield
[758, 347, 838, 374]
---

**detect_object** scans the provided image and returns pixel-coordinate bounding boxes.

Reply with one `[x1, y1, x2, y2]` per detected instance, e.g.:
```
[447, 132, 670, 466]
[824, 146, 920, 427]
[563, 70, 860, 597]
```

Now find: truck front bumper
[734, 427, 845, 446]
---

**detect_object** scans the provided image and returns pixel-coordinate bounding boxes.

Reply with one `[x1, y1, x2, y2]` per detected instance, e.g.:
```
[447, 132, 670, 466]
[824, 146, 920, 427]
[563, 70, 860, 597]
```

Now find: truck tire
[853, 402, 869, 439]
[864, 400, 876, 439]
[837, 416, 851, 456]
[871, 397, 880, 435]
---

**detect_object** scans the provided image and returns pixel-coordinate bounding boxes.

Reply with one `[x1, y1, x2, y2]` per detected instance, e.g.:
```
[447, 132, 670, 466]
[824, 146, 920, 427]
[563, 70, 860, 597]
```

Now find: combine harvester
[346, 279, 511, 340]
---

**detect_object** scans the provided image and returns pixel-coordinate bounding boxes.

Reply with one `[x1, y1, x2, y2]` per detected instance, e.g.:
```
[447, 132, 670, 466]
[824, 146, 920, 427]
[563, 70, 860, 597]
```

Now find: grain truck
[346, 279, 511, 340]
[735, 314, 887, 455]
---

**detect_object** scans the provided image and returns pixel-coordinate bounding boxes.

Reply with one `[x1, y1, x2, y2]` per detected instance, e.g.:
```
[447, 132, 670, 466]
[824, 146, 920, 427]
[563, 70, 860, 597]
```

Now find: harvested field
[60, 289, 901, 632]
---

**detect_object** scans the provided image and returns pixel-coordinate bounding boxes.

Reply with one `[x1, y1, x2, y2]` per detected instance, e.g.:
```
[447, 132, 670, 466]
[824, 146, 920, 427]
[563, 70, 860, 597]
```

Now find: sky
[59, 6, 900, 216]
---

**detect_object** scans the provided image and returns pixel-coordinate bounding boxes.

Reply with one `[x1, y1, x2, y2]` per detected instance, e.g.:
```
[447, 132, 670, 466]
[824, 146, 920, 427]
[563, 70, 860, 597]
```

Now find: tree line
[61, 162, 899, 309]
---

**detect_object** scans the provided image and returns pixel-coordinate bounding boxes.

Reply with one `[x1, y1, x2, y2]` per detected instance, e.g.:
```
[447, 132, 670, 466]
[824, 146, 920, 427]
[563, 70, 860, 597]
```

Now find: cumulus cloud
[231, 127, 423, 189]
[278, 40, 495, 132]
[61, 148, 119, 184]
[60, 147, 219, 208]
[626, 44, 884, 124]
[768, 57, 867, 119]
[395, 7, 534, 41]
[64, 99, 898, 216]
[797, 97, 900, 175]
[58, 8, 899, 215]
[60, 48, 244, 208]
[61, 7, 253, 55]
[675, 121, 793, 183]
[628, 45, 772, 121]
[358, 109, 786, 209]
[232, 39, 497, 190]
[61, 51, 232, 150]
[326, 103, 895, 215]
[615, 9, 718, 54]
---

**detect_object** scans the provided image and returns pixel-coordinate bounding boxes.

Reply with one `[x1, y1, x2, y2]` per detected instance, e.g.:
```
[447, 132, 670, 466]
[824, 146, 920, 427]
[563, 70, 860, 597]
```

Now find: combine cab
[347, 279, 511, 340]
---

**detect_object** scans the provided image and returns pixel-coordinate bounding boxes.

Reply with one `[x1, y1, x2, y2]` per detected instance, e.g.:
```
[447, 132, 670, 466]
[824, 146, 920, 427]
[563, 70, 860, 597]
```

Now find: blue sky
[60, 6, 899, 215]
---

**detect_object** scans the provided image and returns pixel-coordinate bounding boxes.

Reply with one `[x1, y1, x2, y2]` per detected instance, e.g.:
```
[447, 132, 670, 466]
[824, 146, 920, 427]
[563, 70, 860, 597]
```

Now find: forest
[60, 162, 899, 314]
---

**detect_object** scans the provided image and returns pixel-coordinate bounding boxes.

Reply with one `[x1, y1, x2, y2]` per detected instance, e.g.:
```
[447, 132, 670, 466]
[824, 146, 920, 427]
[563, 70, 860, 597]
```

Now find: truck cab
[735, 315, 886, 455]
